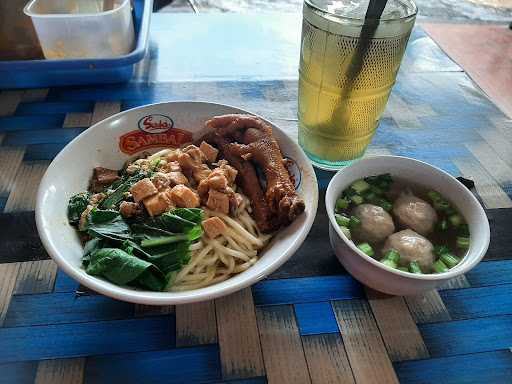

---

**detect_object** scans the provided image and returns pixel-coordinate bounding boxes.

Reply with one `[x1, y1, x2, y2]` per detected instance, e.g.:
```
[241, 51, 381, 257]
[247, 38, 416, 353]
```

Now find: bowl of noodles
[36, 101, 318, 305]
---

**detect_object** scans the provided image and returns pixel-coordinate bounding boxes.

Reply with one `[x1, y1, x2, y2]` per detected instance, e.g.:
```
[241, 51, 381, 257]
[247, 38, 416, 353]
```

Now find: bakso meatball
[382, 229, 435, 271]
[351, 204, 395, 243]
[393, 194, 438, 236]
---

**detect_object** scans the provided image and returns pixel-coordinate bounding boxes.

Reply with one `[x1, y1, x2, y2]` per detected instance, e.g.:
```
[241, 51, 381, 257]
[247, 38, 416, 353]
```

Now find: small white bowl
[36, 101, 318, 305]
[326, 156, 490, 296]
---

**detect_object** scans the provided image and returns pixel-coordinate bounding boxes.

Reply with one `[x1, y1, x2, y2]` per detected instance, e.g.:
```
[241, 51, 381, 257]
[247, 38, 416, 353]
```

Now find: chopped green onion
[449, 214, 464, 227]
[343, 188, 357, 198]
[427, 190, 442, 202]
[380, 249, 400, 269]
[340, 226, 351, 240]
[398, 267, 409, 272]
[379, 173, 393, 183]
[362, 191, 377, 203]
[351, 179, 370, 194]
[357, 243, 374, 257]
[409, 261, 423, 274]
[433, 259, 449, 273]
[335, 214, 351, 227]
[351, 195, 364, 205]
[383, 249, 400, 263]
[381, 259, 397, 268]
[335, 198, 350, 212]
[458, 224, 470, 236]
[436, 218, 448, 231]
[364, 175, 379, 184]
[370, 185, 384, 195]
[456, 236, 470, 249]
[150, 157, 161, 170]
[377, 198, 393, 212]
[434, 245, 451, 257]
[444, 206, 456, 216]
[349, 215, 361, 229]
[440, 253, 461, 268]
[433, 199, 451, 212]
[378, 180, 391, 190]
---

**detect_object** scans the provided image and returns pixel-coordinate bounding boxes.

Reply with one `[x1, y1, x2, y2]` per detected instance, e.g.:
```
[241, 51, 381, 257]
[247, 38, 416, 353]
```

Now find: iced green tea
[298, 0, 417, 169]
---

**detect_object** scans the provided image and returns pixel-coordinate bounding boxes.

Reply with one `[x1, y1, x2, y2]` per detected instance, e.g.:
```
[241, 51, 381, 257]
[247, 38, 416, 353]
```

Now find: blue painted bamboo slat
[419, 315, 512, 357]
[466, 260, 512, 287]
[252, 275, 363, 306]
[85, 345, 221, 384]
[294, 302, 339, 336]
[395, 350, 512, 384]
[0, 316, 175, 363]
[15, 102, 93, 115]
[4, 292, 135, 327]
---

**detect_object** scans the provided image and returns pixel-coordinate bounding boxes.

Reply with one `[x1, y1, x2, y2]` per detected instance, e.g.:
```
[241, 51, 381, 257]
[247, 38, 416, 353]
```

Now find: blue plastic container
[0, 0, 152, 89]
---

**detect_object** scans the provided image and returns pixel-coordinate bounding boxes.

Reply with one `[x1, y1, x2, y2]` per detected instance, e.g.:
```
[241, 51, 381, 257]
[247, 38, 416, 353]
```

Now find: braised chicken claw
[206, 114, 305, 228]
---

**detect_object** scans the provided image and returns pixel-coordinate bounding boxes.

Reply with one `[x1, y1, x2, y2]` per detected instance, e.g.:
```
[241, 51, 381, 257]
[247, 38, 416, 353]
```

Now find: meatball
[352, 204, 395, 243]
[382, 229, 435, 271]
[393, 194, 437, 236]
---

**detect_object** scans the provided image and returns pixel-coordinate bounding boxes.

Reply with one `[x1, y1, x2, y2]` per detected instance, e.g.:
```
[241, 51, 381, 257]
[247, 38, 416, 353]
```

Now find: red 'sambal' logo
[138, 114, 174, 133]
[119, 114, 192, 155]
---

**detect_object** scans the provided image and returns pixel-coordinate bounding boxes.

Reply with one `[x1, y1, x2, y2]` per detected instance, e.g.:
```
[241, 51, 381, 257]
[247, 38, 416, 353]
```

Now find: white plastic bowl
[36, 101, 318, 305]
[326, 156, 489, 296]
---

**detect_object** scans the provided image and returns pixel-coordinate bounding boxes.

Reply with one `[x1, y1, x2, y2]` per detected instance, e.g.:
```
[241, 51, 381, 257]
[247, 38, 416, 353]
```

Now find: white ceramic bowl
[36, 101, 318, 305]
[326, 156, 489, 296]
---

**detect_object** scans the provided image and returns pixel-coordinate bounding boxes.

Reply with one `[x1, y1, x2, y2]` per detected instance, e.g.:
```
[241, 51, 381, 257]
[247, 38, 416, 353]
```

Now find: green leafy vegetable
[100, 172, 148, 209]
[86, 248, 166, 291]
[67, 192, 90, 225]
[82, 238, 103, 265]
[86, 212, 131, 241]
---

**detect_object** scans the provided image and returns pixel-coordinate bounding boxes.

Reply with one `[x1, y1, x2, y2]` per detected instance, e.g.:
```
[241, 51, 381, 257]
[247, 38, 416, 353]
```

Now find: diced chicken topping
[166, 149, 182, 163]
[168, 171, 189, 187]
[143, 190, 174, 216]
[126, 158, 152, 175]
[79, 205, 93, 231]
[183, 145, 207, 163]
[202, 216, 227, 238]
[170, 185, 200, 208]
[217, 160, 238, 185]
[152, 172, 171, 190]
[119, 201, 141, 218]
[130, 178, 158, 203]
[193, 164, 212, 183]
[206, 189, 230, 214]
[161, 160, 182, 173]
[199, 141, 219, 163]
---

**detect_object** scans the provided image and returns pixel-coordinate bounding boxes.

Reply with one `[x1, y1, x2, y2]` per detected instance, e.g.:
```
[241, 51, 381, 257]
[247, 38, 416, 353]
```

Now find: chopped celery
[409, 261, 423, 274]
[436, 218, 448, 231]
[427, 190, 442, 202]
[398, 266, 409, 272]
[433, 245, 451, 257]
[363, 191, 377, 203]
[380, 249, 400, 269]
[433, 199, 451, 212]
[433, 259, 449, 273]
[456, 236, 470, 249]
[383, 249, 400, 263]
[351, 179, 370, 194]
[335, 198, 350, 212]
[458, 224, 470, 237]
[370, 185, 384, 195]
[357, 243, 374, 257]
[449, 214, 464, 227]
[335, 214, 350, 227]
[377, 198, 393, 212]
[351, 195, 364, 205]
[340, 226, 351, 240]
[440, 253, 461, 268]
[381, 259, 398, 269]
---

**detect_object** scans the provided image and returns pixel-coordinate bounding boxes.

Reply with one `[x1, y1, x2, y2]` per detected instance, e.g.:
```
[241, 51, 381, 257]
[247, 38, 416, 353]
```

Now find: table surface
[1, 13, 512, 384]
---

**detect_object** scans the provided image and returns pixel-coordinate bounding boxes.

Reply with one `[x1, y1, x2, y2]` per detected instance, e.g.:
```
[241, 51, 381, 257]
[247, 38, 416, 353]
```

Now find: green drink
[298, 0, 417, 169]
